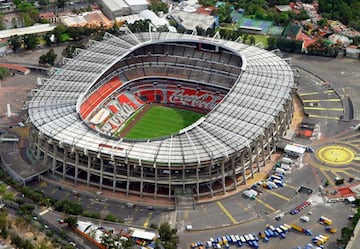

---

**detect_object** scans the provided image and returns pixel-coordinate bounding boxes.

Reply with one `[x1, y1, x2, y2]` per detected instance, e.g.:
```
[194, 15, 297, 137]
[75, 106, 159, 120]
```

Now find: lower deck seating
[80, 76, 123, 119]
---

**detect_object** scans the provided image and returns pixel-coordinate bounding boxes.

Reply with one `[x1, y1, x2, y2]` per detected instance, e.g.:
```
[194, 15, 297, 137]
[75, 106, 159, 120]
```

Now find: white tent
[132, 229, 156, 241]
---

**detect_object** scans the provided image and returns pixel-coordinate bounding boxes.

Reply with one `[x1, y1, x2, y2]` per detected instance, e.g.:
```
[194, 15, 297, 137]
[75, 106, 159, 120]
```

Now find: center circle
[317, 146, 355, 165]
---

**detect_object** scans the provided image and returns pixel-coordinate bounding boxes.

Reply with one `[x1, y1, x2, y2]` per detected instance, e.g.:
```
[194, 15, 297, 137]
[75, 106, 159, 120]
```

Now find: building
[124, 0, 149, 14]
[100, 0, 148, 20]
[275, 5, 293, 12]
[169, 10, 217, 33]
[27, 32, 295, 201]
[60, 10, 113, 29]
[39, 12, 58, 24]
[100, 0, 131, 19]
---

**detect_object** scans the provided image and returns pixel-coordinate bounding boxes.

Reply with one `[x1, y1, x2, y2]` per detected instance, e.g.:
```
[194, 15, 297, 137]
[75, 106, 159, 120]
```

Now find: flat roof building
[169, 10, 216, 33]
[100, 0, 149, 20]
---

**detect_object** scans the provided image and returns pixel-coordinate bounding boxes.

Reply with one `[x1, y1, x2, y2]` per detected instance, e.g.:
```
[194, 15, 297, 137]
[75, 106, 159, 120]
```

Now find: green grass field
[124, 105, 204, 139]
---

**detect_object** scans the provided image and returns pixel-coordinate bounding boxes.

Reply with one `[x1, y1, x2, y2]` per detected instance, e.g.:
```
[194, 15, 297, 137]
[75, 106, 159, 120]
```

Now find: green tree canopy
[8, 35, 22, 52]
[157, 222, 179, 249]
[0, 67, 11, 79]
[17, 2, 39, 26]
[39, 49, 57, 66]
[150, 0, 168, 14]
[23, 34, 39, 50]
[64, 216, 78, 229]
[62, 42, 86, 58]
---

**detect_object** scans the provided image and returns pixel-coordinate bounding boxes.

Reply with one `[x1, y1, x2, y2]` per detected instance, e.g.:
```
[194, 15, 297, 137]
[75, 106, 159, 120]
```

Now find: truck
[275, 167, 290, 175]
[284, 144, 306, 157]
[291, 224, 313, 236]
[325, 226, 337, 233]
[311, 234, 329, 246]
[280, 225, 289, 233]
[281, 157, 294, 164]
[319, 216, 332, 225]
[280, 163, 291, 171]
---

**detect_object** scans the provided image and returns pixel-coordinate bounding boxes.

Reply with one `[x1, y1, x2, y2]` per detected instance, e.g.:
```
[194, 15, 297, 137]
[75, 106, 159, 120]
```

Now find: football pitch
[124, 105, 204, 139]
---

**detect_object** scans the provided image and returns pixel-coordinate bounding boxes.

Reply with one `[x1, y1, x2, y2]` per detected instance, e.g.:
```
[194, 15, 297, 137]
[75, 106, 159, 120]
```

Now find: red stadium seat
[118, 94, 139, 109]
[80, 76, 123, 119]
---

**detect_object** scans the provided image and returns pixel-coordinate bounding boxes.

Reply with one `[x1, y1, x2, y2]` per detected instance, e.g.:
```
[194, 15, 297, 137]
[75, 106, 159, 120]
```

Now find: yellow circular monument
[317, 146, 355, 165]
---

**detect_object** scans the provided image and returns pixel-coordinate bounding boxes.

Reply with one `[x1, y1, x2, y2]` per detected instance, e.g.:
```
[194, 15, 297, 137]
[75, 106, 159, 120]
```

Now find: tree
[150, 0, 169, 14]
[0, 14, 5, 30]
[157, 222, 179, 249]
[23, 34, 39, 50]
[53, 24, 67, 43]
[54, 199, 83, 215]
[57, 0, 66, 9]
[8, 35, 22, 52]
[249, 36, 255, 45]
[213, 3, 232, 23]
[64, 216, 78, 229]
[267, 36, 278, 50]
[128, 19, 151, 33]
[17, 2, 39, 26]
[0, 67, 11, 80]
[317, 18, 328, 28]
[62, 42, 86, 58]
[196, 26, 206, 36]
[121, 239, 133, 249]
[39, 49, 57, 66]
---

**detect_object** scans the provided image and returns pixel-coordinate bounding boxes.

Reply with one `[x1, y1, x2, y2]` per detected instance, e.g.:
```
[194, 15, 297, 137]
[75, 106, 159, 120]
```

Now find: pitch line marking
[216, 201, 238, 224]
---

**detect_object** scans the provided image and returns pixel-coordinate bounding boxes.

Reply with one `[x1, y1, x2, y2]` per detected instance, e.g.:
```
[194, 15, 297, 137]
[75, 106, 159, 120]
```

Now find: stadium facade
[28, 31, 295, 200]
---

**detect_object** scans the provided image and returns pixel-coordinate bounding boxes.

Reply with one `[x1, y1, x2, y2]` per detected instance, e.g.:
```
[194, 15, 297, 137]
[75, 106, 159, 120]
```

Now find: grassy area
[252, 34, 270, 48]
[124, 105, 204, 139]
[60, 33, 71, 42]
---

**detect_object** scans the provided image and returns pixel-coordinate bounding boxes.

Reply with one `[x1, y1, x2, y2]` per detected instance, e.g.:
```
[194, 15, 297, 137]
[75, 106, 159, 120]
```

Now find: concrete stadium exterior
[28, 31, 295, 201]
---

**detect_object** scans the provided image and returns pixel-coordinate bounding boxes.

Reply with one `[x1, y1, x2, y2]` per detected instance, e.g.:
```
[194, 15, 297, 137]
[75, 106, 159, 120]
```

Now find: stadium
[28, 31, 295, 201]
